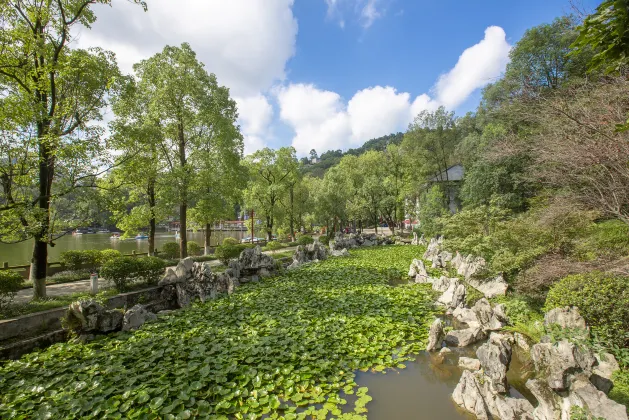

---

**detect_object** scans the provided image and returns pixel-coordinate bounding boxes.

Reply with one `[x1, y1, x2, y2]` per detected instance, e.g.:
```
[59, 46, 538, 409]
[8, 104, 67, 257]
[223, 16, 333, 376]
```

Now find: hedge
[100, 257, 166, 292]
[0, 270, 22, 309]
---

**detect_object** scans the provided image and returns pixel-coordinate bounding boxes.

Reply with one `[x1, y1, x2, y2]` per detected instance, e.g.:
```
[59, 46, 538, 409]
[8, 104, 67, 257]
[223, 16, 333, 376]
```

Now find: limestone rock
[159, 268, 179, 286]
[530, 340, 596, 391]
[526, 379, 566, 420]
[122, 304, 157, 332]
[426, 318, 445, 352]
[437, 279, 466, 310]
[330, 248, 350, 257]
[476, 333, 513, 394]
[459, 357, 481, 371]
[568, 379, 628, 420]
[239, 246, 277, 277]
[514, 332, 532, 353]
[445, 327, 485, 347]
[591, 352, 620, 394]
[452, 370, 492, 420]
[544, 306, 587, 330]
[439, 347, 452, 354]
[66, 300, 123, 333]
[467, 273, 508, 298]
[453, 306, 482, 329]
[451, 251, 464, 270]
[473, 298, 494, 325]
[408, 258, 428, 279]
[432, 276, 453, 293]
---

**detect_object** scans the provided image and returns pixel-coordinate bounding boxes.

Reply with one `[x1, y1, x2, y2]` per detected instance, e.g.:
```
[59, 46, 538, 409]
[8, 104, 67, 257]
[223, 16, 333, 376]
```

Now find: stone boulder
[411, 232, 426, 246]
[445, 327, 485, 347]
[526, 379, 566, 420]
[423, 237, 442, 260]
[467, 274, 508, 298]
[476, 333, 513, 394]
[530, 340, 596, 391]
[437, 278, 466, 310]
[239, 246, 277, 277]
[426, 318, 445, 352]
[408, 258, 428, 279]
[544, 306, 587, 330]
[459, 357, 481, 371]
[591, 352, 620, 394]
[432, 276, 455, 293]
[450, 251, 464, 270]
[288, 242, 329, 269]
[66, 300, 123, 333]
[122, 304, 157, 332]
[330, 248, 350, 257]
[457, 255, 487, 280]
[568, 379, 628, 420]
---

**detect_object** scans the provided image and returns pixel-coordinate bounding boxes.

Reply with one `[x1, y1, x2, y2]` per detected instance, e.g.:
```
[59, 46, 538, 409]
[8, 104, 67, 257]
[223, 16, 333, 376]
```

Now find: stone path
[14, 248, 296, 304]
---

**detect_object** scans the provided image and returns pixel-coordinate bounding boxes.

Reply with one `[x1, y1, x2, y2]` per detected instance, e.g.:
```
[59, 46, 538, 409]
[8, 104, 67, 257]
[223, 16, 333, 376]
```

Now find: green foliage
[417, 185, 448, 238]
[161, 242, 180, 260]
[99, 249, 122, 264]
[318, 235, 331, 245]
[570, 406, 606, 420]
[297, 235, 315, 245]
[545, 272, 629, 348]
[100, 257, 166, 292]
[214, 244, 242, 265]
[0, 270, 22, 309]
[222, 237, 239, 246]
[186, 241, 202, 256]
[263, 241, 284, 251]
[464, 284, 484, 307]
[572, 219, 629, 261]
[59, 250, 103, 270]
[609, 369, 629, 416]
[0, 246, 435, 418]
[288, 241, 299, 247]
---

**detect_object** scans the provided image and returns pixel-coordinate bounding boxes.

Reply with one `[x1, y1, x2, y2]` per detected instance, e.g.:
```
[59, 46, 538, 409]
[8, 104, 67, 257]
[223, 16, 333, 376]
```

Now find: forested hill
[301, 132, 404, 177]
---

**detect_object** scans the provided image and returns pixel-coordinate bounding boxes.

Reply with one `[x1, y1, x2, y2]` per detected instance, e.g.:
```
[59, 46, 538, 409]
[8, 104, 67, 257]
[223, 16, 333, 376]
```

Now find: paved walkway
[14, 248, 295, 304]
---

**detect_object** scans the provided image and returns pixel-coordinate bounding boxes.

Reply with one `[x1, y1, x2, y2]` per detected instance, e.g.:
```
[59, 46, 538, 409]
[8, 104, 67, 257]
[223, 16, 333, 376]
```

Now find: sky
[75, 0, 599, 157]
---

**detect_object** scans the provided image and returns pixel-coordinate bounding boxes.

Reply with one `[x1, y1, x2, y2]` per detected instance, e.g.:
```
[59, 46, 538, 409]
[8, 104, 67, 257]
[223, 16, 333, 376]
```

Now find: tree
[134, 43, 240, 259]
[0, 0, 146, 298]
[244, 147, 298, 241]
[309, 149, 318, 161]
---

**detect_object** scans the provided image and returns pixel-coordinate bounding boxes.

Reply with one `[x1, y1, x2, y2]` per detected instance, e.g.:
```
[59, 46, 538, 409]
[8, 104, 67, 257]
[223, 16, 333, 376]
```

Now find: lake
[0, 230, 246, 265]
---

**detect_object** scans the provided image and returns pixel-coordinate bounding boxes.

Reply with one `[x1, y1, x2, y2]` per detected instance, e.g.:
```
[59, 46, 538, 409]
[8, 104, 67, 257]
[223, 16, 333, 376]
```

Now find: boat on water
[110, 233, 121, 240]
[135, 233, 149, 240]
[98, 229, 110, 233]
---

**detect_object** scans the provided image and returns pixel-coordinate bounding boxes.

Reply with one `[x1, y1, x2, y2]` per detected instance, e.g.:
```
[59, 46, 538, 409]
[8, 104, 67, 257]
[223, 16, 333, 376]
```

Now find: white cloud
[325, 0, 384, 29]
[277, 26, 511, 156]
[435, 26, 511, 109]
[234, 95, 274, 155]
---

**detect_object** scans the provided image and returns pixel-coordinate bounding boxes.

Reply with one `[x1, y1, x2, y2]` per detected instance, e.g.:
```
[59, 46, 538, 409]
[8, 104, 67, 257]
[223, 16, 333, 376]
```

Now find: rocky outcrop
[66, 300, 123, 334]
[544, 306, 587, 330]
[408, 258, 428, 279]
[160, 257, 239, 308]
[329, 232, 393, 251]
[437, 278, 466, 310]
[530, 340, 596, 391]
[330, 248, 350, 257]
[423, 237, 443, 260]
[426, 318, 445, 351]
[122, 304, 157, 332]
[591, 352, 620, 394]
[445, 327, 485, 347]
[288, 242, 329, 269]
[459, 357, 481, 371]
[239, 246, 277, 279]
[411, 232, 427, 246]
[476, 333, 513, 394]
[467, 274, 508, 298]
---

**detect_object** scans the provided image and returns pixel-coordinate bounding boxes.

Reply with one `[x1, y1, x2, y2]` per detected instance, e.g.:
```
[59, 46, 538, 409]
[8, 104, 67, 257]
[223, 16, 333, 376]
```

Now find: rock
[453, 307, 482, 329]
[66, 300, 123, 333]
[431, 254, 444, 269]
[423, 237, 442, 260]
[544, 306, 587, 330]
[426, 318, 445, 352]
[225, 260, 241, 279]
[362, 239, 375, 247]
[526, 379, 566, 420]
[514, 332, 532, 352]
[452, 370, 492, 420]
[476, 333, 513, 394]
[440, 251, 453, 263]
[159, 268, 179, 286]
[467, 274, 508, 298]
[445, 327, 485, 347]
[239, 246, 277, 277]
[439, 347, 452, 354]
[493, 304, 509, 323]
[530, 340, 596, 391]
[408, 258, 428, 279]
[437, 279, 466, 310]
[459, 357, 481, 371]
[568, 378, 628, 420]
[174, 257, 195, 279]
[330, 248, 350, 257]
[591, 352, 620, 394]
[122, 304, 157, 331]
[411, 232, 419, 245]
[473, 298, 494, 325]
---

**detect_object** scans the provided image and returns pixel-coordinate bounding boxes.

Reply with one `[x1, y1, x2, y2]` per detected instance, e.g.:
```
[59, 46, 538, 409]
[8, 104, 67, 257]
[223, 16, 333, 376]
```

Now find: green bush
[161, 242, 180, 260]
[99, 249, 122, 264]
[222, 237, 239, 246]
[60, 250, 102, 270]
[264, 241, 284, 251]
[545, 272, 629, 348]
[318, 235, 330, 246]
[215, 244, 243, 265]
[187, 241, 202, 256]
[136, 257, 166, 285]
[609, 370, 629, 414]
[297, 235, 314, 245]
[0, 270, 22, 309]
[288, 241, 299, 247]
[100, 257, 139, 292]
[573, 219, 629, 261]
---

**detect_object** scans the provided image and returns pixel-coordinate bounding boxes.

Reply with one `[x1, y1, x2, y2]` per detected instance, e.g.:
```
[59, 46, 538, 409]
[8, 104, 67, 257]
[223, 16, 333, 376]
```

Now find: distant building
[429, 164, 464, 214]
[310, 157, 319, 164]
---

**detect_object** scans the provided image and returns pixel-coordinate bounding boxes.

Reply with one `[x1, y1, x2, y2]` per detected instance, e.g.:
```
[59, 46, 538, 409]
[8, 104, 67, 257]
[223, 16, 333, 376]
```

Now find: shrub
[264, 241, 284, 251]
[545, 272, 629, 348]
[187, 241, 202, 256]
[60, 250, 102, 270]
[161, 242, 180, 259]
[215, 244, 242, 265]
[0, 270, 22, 309]
[573, 219, 629, 261]
[136, 257, 166, 285]
[222, 237, 239, 246]
[297, 235, 314, 246]
[100, 257, 139, 292]
[318, 235, 330, 246]
[99, 249, 122, 264]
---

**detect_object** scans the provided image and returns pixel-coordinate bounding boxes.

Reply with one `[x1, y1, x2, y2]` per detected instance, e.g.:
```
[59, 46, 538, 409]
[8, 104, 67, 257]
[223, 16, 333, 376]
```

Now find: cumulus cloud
[277, 26, 511, 156]
[234, 95, 274, 155]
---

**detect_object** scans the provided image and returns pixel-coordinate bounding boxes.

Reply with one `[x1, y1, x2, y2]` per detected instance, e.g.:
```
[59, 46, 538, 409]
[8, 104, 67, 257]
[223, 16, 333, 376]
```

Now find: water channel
[0, 230, 246, 265]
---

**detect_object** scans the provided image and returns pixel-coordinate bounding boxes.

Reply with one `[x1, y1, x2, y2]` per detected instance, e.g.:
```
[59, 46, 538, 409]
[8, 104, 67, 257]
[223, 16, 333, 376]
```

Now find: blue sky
[79, 0, 599, 156]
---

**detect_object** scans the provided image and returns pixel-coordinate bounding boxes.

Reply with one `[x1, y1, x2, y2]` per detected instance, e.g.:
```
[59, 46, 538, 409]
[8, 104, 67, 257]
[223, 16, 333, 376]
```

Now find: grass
[0, 245, 435, 418]
[610, 369, 629, 416]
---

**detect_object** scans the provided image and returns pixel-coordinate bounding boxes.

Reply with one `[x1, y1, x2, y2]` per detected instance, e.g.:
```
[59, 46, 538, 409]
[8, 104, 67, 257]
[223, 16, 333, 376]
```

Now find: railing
[1, 240, 270, 279]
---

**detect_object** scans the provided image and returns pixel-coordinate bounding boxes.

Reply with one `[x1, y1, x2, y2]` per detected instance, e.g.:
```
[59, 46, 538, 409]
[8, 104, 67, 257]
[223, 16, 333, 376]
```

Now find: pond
[0, 231, 245, 265]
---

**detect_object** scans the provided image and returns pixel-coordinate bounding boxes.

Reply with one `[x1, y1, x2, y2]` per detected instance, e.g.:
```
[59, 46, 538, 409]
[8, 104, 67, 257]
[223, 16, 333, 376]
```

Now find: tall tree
[0, 0, 145, 298]
[244, 147, 298, 241]
[134, 43, 240, 258]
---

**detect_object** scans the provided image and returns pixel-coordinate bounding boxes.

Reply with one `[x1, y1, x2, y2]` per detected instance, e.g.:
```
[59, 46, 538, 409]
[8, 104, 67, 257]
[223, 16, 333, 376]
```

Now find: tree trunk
[374, 214, 378, 234]
[178, 121, 187, 259]
[31, 127, 53, 300]
[204, 223, 212, 255]
[266, 216, 273, 241]
[289, 185, 295, 241]
[147, 181, 156, 256]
